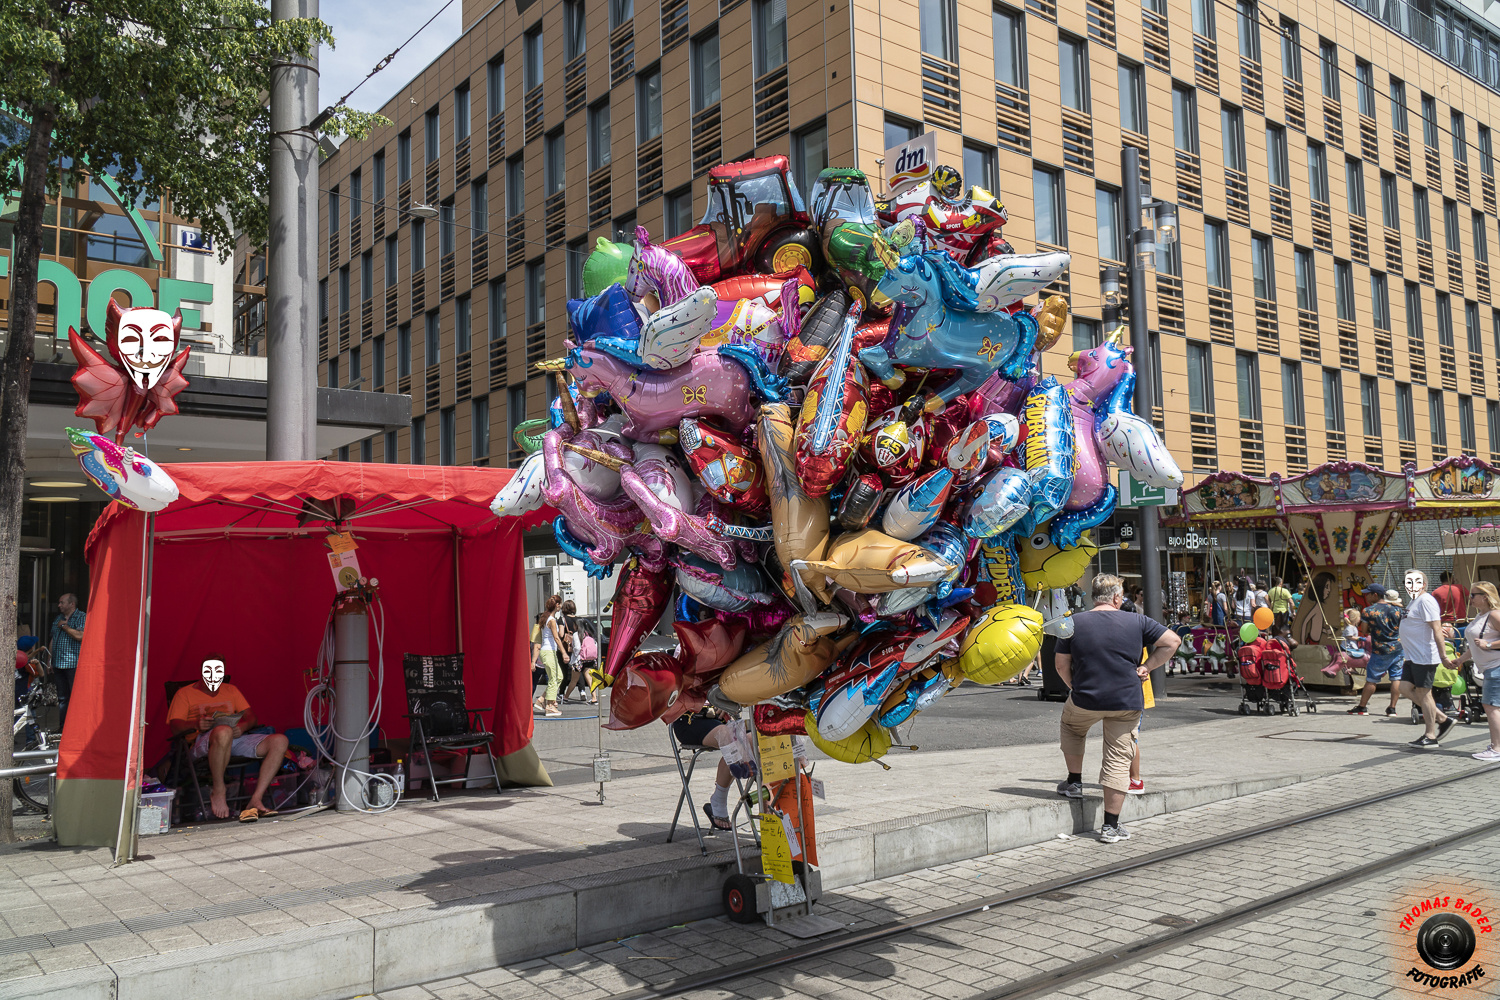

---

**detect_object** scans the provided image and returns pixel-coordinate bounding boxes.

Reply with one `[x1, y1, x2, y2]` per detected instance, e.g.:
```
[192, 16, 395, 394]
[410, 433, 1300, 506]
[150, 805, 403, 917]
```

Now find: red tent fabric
[53, 461, 555, 849]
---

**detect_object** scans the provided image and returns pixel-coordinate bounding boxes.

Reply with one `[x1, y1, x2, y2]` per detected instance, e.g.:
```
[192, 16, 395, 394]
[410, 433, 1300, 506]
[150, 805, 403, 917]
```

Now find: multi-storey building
[318, 0, 1500, 593]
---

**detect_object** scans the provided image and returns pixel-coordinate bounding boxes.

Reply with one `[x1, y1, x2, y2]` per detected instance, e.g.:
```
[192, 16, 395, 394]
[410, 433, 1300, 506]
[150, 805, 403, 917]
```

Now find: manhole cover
[1151, 914, 1196, 928]
[1037, 891, 1077, 901]
[1262, 731, 1369, 742]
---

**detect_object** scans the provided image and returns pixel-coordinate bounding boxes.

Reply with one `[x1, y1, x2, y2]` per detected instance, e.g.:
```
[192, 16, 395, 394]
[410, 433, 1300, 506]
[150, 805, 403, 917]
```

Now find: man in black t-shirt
[1055, 574, 1181, 843]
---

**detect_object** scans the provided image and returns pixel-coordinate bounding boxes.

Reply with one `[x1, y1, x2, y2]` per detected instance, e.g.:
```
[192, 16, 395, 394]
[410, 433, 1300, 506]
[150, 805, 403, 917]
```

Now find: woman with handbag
[1456, 582, 1500, 761]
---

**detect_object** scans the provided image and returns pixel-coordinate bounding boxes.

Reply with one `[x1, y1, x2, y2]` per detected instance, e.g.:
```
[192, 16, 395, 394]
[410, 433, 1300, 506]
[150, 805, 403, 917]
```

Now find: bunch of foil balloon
[492, 156, 1183, 764]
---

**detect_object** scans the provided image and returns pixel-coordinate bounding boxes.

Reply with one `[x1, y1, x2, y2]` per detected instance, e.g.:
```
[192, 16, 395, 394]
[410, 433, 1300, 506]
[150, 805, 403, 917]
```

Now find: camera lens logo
[1417, 914, 1478, 971]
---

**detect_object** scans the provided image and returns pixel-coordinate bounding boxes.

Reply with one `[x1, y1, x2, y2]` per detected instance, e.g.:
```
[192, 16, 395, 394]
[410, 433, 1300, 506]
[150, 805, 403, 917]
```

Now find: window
[1192, 0, 1215, 38]
[1397, 383, 1415, 440]
[329, 185, 340, 232]
[1221, 105, 1246, 171]
[350, 169, 362, 217]
[565, 0, 586, 59]
[1356, 59, 1375, 116]
[439, 199, 455, 256]
[611, 0, 633, 27]
[338, 265, 349, 313]
[425, 107, 440, 162]
[1266, 124, 1288, 187]
[506, 155, 524, 216]
[372, 151, 386, 205]
[489, 280, 507, 344]
[1390, 78, 1408, 136]
[526, 260, 546, 327]
[1033, 167, 1064, 246]
[524, 28, 543, 91]
[567, 239, 586, 299]
[1445, 199, 1462, 253]
[1096, 185, 1123, 262]
[1187, 342, 1214, 412]
[1372, 272, 1391, 330]
[349, 345, 361, 386]
[361, 437, 373, 463]
[1361, 376, 1381, 435]
[507, 387, 527, 465]
[385, 235, 397, 285]
[919, 0, 957, 61]
[1491, 401, 1500, 453]
[1281, 360, 1305, 425]
[884, 116, 920, 150]
[1205, 219, 1230, 289]
[1430, 390, 1448, 446]
[1413, 187, 1431, 242]
[793, 121, 829, 197]
[637, 67, 662, 141]
[1346, 159, 1365, 217]
[545, 130, 565, 195]
[666, 188, 694, 239]
[1323, 369, 1344, 431]
[1407, 282, 1424, 343]
[1294, 247, 1317, 310]
[693, 29, 721, 110]
[440, 406, 456, 466]
[1059, 35, 1089, 111]
[1118, 61, 1145, 134]
[754, 0, 788, 75]
[1452, 110, 1467, 163]
[994, 6, 1026, 87]
[472, 179, 488, 233]
[472, 397, 490, 463]
[1318, 38, 1339, 100]
[1157, 236, 1182, 277]
[1437, 291, 1454, 346]
[963, 143, 997, 195]
[1481, 125, 1494, 177]
[328, 356, 339, 389]
[1421, 93, 1438, 149]
[397, 322, 411, 377]
[589, 101, 612, 170]
[1335, 260, 1355, 321]
[1468, 301, 1483, 352]
[456, 294, 471, 354]
[487, 57, 505, 117]
[1279, 17, 1300, 81]
[1172, 85, 1198, 153]
[1251, 233, 1275, 299]
[1236, 352, 1260, 420]
[425, 310, 440, 366]
[373, 335, 385, 389]
[397, 130, 411, 183]
[360, 251, 372, 302]
[1381, 172, 1399, 228]
[614, 212, 636, 243]
[411, 219, 426, 270]
[1237, 1, 1260, 60]
[1307, 140, 1328, 202]
[1494, 309, 1500, 356]
[1072, 318, 1100, 351]
[454, 83, 471, 142]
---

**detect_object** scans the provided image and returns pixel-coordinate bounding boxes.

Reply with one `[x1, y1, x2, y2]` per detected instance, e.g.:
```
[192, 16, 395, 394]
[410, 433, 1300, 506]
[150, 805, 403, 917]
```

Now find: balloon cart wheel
[723, 873, 761, 923]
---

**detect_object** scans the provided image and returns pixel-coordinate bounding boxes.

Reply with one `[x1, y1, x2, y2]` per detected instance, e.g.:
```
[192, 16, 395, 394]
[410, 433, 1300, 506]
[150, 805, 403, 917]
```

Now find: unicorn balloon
[1095, 370, 1185, 490]
[67, 427, 179, 512]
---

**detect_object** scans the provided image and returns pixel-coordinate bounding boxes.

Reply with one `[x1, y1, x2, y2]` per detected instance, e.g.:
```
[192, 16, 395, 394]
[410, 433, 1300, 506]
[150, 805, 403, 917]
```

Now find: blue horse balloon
[860, 248, 1042, 408]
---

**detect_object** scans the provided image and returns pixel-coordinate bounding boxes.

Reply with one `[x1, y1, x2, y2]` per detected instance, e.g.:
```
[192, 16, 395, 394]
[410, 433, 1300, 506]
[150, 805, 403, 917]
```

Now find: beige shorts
[1059, 698, 1141, 793]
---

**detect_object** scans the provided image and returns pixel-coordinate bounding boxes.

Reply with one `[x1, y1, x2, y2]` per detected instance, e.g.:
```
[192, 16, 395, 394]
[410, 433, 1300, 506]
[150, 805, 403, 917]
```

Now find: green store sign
[0, 255, 213, 341]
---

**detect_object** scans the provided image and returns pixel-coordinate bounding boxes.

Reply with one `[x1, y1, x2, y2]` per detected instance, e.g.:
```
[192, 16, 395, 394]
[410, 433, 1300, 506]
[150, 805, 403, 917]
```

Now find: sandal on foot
[238, 807, 260, 823]
[703, 803, 732, 831]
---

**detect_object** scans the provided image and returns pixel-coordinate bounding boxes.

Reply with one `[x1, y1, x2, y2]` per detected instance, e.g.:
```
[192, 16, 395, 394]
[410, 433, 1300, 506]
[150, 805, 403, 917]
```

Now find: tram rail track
[600, 763, 1500, 1000]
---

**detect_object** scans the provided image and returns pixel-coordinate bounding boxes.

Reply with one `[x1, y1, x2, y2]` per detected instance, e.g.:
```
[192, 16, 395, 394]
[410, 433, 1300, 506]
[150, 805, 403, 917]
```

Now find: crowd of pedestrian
[529, 595, 598, 717]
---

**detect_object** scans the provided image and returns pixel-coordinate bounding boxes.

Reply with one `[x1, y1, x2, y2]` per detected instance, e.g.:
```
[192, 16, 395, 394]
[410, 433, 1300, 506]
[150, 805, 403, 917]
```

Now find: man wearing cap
[1348, 587, 1405, 716]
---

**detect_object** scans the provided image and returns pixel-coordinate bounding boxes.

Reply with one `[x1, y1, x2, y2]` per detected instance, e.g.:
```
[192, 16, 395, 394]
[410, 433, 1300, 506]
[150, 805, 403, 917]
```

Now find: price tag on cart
[759, 809, 796, 884]
[757, 733, 798, 781]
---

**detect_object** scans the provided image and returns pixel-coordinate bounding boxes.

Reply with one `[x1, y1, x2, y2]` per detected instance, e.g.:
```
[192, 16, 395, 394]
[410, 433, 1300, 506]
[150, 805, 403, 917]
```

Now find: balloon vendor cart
[1172, 457, 1500, 687]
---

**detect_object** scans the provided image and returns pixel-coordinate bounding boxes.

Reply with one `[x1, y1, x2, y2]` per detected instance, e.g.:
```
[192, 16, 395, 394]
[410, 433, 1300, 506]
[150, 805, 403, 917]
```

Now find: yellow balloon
[805, 713, 891, 764]
[959, 604, 1044, 685]
[1020, 532, 1098, 591]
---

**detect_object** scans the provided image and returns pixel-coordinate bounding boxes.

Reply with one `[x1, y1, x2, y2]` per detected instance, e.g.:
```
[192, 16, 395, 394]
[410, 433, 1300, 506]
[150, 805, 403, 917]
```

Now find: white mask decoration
[201, 658, 226, 694]
[107, 301, 182, 392]
[1405, 569, 1427, 599]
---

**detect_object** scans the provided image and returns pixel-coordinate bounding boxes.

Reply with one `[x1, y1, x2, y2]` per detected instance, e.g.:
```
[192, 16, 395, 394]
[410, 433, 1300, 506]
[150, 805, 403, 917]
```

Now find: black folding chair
[401, 653, 501, 802]
[666, 722, 753, 855]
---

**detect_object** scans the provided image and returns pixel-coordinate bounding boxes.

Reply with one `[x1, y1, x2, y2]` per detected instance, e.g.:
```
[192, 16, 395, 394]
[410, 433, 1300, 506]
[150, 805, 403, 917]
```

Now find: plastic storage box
[138, 788, 177, 835]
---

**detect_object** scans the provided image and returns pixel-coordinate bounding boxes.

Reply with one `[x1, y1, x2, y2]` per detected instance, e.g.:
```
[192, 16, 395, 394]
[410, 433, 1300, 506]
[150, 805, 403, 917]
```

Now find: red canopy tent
[53, 461, 555, 852]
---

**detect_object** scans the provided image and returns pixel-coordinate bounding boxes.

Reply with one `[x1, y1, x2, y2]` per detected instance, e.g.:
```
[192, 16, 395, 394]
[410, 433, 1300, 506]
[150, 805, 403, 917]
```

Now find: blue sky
[318, 0, 464, 116]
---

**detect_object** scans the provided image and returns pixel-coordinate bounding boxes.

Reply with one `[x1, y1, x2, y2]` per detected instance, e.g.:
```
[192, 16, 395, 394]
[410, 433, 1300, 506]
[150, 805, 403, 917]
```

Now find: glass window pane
[755, 0, 788, 75]
[1173, 86, 1197, 152]
[1237, 1, 1260, 60]
[637, 70, 662, 141]
[1324, 369, 1344, 431]
[693, 31, 721, 109]
[919, 0, 956, 60]
[1096, 186, 1121, 262]
[1282, 360, 1304, 425]
[1033, 169, 1062, 246]
[1118, 62, 1144, 133]
[1059, 36, 1088, 110]
[994, 8, 1025, 87]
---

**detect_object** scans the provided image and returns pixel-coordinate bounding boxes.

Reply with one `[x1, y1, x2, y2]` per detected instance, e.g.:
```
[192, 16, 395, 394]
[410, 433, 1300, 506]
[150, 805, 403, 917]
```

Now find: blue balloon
[917, 521, 969, 599]
[553, 517, 616, 579]
[1050, 484, 1118, 550]
[965, 466, 1032, 538]
[567, 284, 642, 344]
[1023, 376, 1076, 526]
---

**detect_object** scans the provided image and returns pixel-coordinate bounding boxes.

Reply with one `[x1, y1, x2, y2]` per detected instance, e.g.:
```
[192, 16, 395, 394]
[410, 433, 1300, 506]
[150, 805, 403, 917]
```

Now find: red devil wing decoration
[140, 346, 192, 431]
[68, 328, 131, 439]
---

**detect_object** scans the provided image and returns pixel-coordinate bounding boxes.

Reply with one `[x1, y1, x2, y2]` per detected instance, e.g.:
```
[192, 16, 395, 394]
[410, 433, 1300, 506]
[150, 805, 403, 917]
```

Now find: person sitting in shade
[167, 656, 290, 822]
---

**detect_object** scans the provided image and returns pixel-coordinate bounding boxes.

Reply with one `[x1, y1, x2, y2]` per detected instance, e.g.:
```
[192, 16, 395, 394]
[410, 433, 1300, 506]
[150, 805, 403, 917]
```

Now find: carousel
[1172, 457, 1500, 686]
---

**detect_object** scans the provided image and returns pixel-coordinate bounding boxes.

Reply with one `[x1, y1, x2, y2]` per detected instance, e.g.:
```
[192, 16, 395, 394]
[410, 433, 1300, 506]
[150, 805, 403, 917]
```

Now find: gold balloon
[805, 713, 891, 764]
[795, 528, 957, 596]
[959, 604, 1044, 685]
[1034, 295, 1070, 351]
[759, 403, 831, 601]
[1020, 532, 1098, 591]
[718, 613, 854, 704]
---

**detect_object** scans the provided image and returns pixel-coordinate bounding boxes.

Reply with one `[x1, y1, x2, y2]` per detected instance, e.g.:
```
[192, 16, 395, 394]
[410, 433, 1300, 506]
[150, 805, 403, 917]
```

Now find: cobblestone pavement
[372, 744, 1500, 1000]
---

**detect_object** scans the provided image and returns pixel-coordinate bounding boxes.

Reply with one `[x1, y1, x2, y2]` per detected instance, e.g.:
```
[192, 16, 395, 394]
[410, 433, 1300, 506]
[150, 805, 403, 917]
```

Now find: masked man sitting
[167, 657, 290, 822]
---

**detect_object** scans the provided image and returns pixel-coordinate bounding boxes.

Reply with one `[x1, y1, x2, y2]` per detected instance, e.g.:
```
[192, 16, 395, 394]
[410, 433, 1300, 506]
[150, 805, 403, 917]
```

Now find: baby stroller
[1411, 660, 1486, 725]
[1241, 638, 1319, 716]
[1236, 638, 1268, 715]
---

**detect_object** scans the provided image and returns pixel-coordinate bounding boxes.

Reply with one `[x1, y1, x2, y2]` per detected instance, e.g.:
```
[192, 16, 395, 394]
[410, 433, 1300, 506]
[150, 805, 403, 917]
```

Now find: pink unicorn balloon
[542, 425, 666, 572]
[1063, 339, 1133, 511]
[569, 344, 760, 441]
[625, 226, 701, 306]
[617, 444, 739, 569]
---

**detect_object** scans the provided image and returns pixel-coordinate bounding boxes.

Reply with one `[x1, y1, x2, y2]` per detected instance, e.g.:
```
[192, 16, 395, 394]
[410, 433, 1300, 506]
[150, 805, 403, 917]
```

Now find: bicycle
[11, 655, 59, 815]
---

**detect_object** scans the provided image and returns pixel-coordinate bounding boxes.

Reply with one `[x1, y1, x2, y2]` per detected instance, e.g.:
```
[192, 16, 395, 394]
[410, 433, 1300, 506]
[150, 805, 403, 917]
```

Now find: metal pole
[333, 599, 370, 812]
[266, 0, 320, 461]
[1122, 146, 1166, 699]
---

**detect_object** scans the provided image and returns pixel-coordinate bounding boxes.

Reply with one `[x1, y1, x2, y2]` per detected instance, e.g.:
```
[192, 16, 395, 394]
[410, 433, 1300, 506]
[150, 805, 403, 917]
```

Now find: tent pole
[453, 526, 464, 655]
[113, 511, 155, 866]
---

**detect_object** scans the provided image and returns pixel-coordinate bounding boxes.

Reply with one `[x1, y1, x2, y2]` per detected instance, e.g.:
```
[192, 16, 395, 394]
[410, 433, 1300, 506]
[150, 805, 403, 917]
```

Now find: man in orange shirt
[167, 657, 289, 821]
[1432, 571, 1470, 626]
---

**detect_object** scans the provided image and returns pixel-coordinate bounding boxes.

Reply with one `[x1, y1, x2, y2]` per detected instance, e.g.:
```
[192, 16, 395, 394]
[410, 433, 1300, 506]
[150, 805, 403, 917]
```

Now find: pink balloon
[541, 425, 666, 572]
[1063, 340, 1133, 512]
[569, 345, 758, 441]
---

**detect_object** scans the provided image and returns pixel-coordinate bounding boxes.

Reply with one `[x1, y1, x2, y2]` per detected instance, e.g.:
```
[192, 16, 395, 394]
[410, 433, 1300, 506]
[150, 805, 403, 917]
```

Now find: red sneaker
[1127, 779, 1145, 795]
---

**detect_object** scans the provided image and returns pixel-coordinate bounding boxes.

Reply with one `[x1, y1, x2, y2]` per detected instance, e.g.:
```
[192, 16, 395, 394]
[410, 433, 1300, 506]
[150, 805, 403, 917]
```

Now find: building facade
[319, 0, 1500, 485]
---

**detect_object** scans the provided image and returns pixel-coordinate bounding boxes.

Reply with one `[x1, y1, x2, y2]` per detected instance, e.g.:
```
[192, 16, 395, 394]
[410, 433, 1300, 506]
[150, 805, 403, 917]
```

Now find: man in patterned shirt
[47, 593, 86, 725]
[1348, 588, 1404, 717]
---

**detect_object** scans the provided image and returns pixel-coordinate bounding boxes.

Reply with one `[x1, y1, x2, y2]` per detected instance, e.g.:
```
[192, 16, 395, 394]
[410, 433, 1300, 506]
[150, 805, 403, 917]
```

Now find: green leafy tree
[0, 0, 385, 842]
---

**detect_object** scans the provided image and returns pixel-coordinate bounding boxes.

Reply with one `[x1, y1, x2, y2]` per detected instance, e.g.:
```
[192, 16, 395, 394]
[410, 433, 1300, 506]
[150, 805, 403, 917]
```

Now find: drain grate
[1037, 891, 1077, 901]
[1151, 914, 1196, 928]
[1262, 731, 1369, 742]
